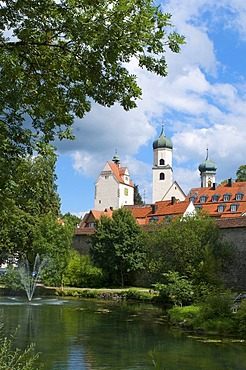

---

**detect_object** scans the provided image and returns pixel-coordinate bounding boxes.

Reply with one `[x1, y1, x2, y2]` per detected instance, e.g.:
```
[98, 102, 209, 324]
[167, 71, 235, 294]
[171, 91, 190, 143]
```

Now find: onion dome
[153, 125, 173, 150]
[198, 149, 217, 172]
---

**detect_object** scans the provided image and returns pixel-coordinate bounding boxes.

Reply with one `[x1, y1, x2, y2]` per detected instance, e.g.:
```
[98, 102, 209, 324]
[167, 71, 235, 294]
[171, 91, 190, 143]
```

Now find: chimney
[151, 204, 158, 214]
[171, 196, 176, 205]
[228, 178, 233, 187]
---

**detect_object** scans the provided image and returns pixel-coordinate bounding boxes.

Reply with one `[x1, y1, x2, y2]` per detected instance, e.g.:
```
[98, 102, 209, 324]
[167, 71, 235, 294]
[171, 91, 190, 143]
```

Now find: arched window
[160, 173, 165, 180]
[159, 159, 165, 165]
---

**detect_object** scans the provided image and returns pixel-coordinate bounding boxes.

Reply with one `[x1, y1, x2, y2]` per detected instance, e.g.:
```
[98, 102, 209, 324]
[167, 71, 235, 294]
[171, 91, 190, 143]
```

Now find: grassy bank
[55, 286, 156, 302]
[168, 298, 246, 338]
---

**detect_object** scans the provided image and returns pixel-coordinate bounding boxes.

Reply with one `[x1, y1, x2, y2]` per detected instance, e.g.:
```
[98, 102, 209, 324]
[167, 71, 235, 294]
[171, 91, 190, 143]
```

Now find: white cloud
[56, 0, 246, 210]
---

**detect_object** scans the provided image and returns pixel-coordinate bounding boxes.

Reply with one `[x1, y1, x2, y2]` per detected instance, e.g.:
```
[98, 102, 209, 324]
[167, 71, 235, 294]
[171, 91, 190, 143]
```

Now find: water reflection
[0, 297, 245, 369]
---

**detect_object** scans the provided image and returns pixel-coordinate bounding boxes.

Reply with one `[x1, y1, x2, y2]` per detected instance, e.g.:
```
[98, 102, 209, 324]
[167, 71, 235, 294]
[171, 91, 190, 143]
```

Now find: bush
[235, 300, 246, 336]
[63, 252, 104, 288]
[154, 271, 194, 306]
[0, 332, 41, 369]
[201, 292, 233, 319]
[0, 267, 22, 291]
[201, 317, 236, 335]
[168, 305, 200, 327]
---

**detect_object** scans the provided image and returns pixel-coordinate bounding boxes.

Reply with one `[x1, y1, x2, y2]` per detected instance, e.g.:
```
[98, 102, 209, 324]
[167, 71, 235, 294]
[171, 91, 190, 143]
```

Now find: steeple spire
[112, 149, 120, 166]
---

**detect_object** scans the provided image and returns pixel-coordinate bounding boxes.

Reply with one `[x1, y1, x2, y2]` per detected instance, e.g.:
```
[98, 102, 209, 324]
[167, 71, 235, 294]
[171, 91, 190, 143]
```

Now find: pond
[0, 297, 245, 369]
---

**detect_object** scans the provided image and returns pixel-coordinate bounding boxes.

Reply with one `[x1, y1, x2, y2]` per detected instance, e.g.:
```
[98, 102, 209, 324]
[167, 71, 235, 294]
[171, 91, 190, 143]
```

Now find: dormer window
[149, 216, 159, 224]
[230, 203, 239, 212]
[160, 173, 165, 180]
[195, 205, 203, 211]
[159, 159, 165, 166]
[218, 204, 226, 213]
[200, 195, 208, 203]
[212, 194, 220, 202]
[236, 192, 244, 201]
[223, 193, 232, 202]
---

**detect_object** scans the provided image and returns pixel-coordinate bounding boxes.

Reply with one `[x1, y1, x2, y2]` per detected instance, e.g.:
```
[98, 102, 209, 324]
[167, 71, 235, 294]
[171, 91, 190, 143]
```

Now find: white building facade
[94, 154, 134, 211]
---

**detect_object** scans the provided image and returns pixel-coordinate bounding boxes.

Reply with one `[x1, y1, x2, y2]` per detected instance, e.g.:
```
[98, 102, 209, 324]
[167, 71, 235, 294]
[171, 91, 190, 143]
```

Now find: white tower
[198, 149, 217, 188]
[152, 125, 173, 203]
[94, 151, 134, 211]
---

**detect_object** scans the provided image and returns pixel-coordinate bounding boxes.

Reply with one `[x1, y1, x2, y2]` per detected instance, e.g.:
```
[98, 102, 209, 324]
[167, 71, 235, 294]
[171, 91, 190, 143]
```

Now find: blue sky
[54, 0, 246, 217]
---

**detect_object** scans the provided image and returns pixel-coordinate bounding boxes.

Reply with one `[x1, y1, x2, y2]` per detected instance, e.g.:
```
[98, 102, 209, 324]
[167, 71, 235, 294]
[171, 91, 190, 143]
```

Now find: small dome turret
[112, 149, 120, 165]
[198, 149, 217, 173]
[153, 125, 173, 150]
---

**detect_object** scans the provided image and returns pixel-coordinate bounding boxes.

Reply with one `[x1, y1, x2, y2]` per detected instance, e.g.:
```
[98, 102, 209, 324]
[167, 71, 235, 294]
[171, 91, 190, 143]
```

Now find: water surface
[0, 297, 245, 369]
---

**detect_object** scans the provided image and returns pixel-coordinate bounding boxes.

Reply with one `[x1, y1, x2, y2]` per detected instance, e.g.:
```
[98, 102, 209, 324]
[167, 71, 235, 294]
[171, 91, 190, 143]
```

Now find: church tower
[198, 149, 217, 188]
[94, 151, 134, 211]
[152, 125, 173, 203]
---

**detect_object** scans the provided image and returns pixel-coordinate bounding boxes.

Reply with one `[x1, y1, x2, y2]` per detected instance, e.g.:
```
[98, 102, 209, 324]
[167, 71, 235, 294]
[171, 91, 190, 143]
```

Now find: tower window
[159, 159, 165, 165]
[160, 173, 165, 180]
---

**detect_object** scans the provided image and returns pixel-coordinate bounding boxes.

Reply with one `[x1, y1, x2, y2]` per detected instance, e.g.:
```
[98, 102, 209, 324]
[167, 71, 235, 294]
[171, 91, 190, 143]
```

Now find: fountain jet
[19, 254, 48, 301]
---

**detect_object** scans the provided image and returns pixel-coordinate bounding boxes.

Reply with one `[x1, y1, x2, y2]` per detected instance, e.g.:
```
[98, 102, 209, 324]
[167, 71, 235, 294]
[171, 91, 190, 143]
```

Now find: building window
[195, 205, 203, 211]
[99, 200, 101, 204]
[230, 203, 239, 212]
[118, 189, 120, 198]
[125, 176, 128, 182]
[88, 222, 94, 228]
[223, 193, 231, 201]
[218, 204, 225, 213]
[236, 193, 244, 201]
[105, 175, 109, 179]
[124, 188, 128, 196]
[159, 159, 165, 165]
[160, 173, 165, 180]
[212, 194, 220, 202]
[200, 196, 207, 203]
[149, 216, 159, 224]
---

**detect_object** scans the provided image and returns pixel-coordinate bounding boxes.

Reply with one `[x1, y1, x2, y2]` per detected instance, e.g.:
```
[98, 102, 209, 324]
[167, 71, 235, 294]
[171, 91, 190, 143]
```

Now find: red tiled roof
[186, 181, 246, 218]
[107, 162, 134, 187]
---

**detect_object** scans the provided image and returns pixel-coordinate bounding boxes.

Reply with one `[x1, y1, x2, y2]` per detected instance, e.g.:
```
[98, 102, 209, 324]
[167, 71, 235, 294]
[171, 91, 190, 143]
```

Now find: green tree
[62, 212, 81, 227]
[32, 214, 74, 286]
[145, 213, 235, 286]
[235, 165, 246, 182]
[0, 148, 61, 260]
[0, 0, 185, 154]
[91, 208, 146, 286]
[134, 184, 144, 205]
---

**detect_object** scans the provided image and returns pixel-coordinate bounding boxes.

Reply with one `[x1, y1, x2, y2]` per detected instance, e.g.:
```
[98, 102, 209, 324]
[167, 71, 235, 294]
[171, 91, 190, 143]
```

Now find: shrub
[154, 271, 194, 306]
[0, 332, 41, 369]
[168, 305, 200, 328]
[63, 252, 104, 288]
[200, 292, 233, 319]
[235, 300, 246, 336]
[0, 267, 22, 291]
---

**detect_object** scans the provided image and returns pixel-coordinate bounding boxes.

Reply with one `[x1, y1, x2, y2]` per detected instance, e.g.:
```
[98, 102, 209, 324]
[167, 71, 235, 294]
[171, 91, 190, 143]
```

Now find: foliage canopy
[0, 0, 185, 153]
[91, 207, 146, 286]
[235, 165, 246, 182]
